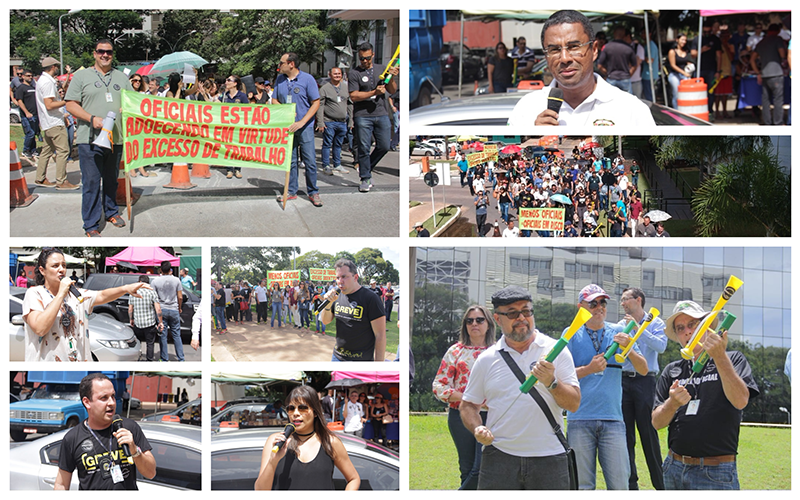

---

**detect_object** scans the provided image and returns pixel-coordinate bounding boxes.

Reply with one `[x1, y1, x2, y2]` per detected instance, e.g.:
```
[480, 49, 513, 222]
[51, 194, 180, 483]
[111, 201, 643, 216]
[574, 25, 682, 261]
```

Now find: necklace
[295, 430, 315, 437]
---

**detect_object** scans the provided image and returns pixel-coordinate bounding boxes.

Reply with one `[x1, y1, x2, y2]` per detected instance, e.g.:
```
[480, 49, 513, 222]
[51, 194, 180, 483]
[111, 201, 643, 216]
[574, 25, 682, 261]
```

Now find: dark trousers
[384, 299, 393, 321]
[256, 302, 268, 323]
[77, 144, 121, 232]
[478, 446, 571, 490]
[448, 408, 486, 490]
[761, 76, 784, 125]
[623, 373, 665, 490]
[476, 213, 487, 237]
[134, 324, 159, 361]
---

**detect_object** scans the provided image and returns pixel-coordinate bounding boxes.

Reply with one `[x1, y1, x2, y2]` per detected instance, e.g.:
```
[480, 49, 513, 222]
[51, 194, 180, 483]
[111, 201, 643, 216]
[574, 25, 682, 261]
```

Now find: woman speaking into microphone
[255, 385, 360, 490]
[22, 247, 153, 362]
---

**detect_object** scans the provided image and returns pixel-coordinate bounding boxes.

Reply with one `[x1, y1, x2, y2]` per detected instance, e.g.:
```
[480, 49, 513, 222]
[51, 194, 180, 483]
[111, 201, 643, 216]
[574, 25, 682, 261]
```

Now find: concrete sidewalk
[11, 136, 399, 237]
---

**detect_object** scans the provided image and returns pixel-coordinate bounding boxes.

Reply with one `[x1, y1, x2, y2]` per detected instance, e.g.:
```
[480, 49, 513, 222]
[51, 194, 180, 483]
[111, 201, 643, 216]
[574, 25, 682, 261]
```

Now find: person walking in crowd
[487, 42, 514, 94]
[750, 24, 788, 125]
[317, 67, 351, 176]
[213, 281, 228, 334]
[222, 75, 248, 179]
[151, 261, 185, 361]
[15, 68, 40, 161]
[128, 274, 163, 362]
[343, 390, 366, 437]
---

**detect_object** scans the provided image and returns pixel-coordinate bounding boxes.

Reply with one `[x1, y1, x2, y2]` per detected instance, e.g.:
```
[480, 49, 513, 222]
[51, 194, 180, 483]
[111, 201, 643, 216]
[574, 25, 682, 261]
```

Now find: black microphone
[69, 284, 86, 303]
[314, 288, 340, 316]
[111, 414, 133, 463]
[271, 423, 296, 453]
[547, 88, 564, 116]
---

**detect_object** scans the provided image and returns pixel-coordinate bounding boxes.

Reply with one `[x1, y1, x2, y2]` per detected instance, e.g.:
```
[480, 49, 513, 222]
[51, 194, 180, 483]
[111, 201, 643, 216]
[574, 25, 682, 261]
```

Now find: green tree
[211, 247, 298, 284]
[651, 136, 771, 181]
[354, 248, 399, 285]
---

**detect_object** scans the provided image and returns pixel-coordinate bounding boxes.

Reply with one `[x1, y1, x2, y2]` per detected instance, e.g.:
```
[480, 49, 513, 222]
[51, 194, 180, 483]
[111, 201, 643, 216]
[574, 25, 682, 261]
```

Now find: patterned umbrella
[149, 51, 208, 77]
[644, 210, 672, 223]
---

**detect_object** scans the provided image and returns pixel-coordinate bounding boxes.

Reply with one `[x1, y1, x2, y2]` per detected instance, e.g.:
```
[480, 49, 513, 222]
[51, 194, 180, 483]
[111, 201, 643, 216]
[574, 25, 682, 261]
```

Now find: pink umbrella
[501, 145, 522, 154]
[136, 64, 154, 75]
[472, 142, 484, 152]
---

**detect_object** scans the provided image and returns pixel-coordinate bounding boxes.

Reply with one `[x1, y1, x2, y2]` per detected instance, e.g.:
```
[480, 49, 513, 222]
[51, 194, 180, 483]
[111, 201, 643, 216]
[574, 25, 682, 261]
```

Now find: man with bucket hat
[652, 300, 759, 490]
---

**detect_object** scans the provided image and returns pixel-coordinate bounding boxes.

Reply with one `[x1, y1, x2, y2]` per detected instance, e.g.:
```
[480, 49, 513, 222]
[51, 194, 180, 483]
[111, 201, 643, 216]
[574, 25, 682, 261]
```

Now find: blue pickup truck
[10, 371, 128, 442]
[410, 10, 445, 109]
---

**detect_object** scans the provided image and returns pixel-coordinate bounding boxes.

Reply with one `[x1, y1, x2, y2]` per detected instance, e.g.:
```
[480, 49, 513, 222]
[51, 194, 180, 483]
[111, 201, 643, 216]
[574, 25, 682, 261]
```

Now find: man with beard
[460, 286, 580, 489]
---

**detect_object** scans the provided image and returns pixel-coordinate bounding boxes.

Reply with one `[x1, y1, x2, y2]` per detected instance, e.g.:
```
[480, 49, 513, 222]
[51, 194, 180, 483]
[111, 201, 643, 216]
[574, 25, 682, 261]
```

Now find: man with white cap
[566, 284, 648, 489]
[652, 300, 758, 490]
[414, 222, 430, 237]
[35, 57, 79, 190]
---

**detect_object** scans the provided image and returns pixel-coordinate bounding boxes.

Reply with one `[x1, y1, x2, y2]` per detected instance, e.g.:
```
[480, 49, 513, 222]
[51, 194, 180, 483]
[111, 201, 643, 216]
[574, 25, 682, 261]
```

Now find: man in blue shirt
[566, 284, 648, 489]
[272, 52, 322, 207]
[617, 288, 667, 490]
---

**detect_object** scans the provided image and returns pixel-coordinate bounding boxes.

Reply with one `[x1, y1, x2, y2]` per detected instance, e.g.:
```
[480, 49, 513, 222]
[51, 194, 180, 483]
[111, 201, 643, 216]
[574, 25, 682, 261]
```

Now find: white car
[9, 422, 201, 490]
[411, 143, 440, 157]
[9, 287, 142, 362]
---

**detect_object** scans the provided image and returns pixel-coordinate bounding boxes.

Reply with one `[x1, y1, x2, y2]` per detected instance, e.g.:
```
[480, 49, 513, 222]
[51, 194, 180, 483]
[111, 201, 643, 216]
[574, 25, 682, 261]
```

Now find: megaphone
[92, 111, 116, 150]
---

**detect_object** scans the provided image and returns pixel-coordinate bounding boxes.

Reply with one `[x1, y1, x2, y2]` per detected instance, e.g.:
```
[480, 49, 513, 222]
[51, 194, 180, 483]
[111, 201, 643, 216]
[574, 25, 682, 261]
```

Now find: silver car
[211, 427, 399, 490]
[9, 287, 141, 362]
[9, 422, 201, 490]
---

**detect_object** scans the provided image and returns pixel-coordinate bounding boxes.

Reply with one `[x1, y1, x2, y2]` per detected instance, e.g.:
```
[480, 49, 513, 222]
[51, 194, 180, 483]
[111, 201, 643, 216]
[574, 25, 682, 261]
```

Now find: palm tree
[651, 136, 771, 182]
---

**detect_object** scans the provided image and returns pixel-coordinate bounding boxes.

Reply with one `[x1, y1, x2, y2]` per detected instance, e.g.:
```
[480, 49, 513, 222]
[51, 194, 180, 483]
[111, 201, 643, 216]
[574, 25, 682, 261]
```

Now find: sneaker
[359, 180, 371, 192]
[226, 171, 233, 179]
[235, 171, 242, 179]
[56, 181, 80, 190]
[85, 230, 102, 237]
[277, 193, 298, 203]
[106, 215, 126, 228]
[34, 179, 55, 187]
[309, 193, 323, 207]
[333, 165, 348, 174]
[323, 166, 334, 175]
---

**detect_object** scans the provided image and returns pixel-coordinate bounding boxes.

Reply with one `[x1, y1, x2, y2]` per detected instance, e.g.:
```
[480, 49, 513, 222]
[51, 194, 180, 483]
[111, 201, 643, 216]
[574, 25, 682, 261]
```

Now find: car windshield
[31, 385, 80, 401]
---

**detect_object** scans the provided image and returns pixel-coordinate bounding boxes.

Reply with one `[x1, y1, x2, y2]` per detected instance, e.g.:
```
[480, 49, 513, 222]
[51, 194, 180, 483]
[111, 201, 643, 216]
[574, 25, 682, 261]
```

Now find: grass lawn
[410, 201, 421, 208]
[409, 206, 458, 237]
[410, 414, 790, 490]
[11, 124, 25, 150]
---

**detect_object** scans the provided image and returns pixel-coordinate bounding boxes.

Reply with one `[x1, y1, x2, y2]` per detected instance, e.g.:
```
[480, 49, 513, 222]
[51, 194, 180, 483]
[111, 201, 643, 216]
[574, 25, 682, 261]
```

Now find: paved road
[11, 135, 399, 237]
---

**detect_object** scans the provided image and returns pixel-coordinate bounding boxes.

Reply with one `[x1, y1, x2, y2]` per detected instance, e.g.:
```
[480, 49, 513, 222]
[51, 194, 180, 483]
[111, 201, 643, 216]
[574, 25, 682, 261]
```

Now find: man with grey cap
[566, 284, 648, 490]
[35, 56, 79, 190]
[652, 300, 758, 490]
[460, 285, 580, 489]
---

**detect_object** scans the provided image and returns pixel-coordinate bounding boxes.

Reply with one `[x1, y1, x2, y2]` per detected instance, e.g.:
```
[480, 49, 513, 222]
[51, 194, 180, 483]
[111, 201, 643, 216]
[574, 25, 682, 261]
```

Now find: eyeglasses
[586, 299, 608, 309]
[359, 55, 373, 61]
[226, 78, 237, 83]
[465, 317, 487, 325]
[673, 319, 701, 335]
[495, 309, 534, 319]
[285, 404, 311, 413]
[544, 40, 593, 59]
[95, 49, 114, 56]
[131, 79, 141, 83]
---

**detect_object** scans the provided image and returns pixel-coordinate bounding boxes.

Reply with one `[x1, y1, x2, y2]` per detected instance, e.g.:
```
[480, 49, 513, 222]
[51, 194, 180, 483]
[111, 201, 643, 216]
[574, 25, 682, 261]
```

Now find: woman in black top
[369, 394, 390, 445]
[487, 42, 514, 94]
[667, 33, 694, 109]
[256, 385, 360, 490]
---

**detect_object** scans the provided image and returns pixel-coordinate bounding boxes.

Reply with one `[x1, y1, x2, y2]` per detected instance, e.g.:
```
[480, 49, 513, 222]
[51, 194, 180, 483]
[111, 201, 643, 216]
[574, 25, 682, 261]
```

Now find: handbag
[498, 349, 579, 490]
[381, 414, 394, 424]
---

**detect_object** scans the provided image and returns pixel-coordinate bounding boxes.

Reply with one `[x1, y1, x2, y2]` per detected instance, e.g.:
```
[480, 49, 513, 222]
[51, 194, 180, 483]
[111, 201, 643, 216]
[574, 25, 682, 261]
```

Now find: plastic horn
[680, 275, 743, 359]
[603, 319, 637, 361]
[691, 311, 737, 374]
[614, 308, 660, 363]
[519, 308, 592, 393]
[383, 57, 400, 84]
[379, 46, 401, 81]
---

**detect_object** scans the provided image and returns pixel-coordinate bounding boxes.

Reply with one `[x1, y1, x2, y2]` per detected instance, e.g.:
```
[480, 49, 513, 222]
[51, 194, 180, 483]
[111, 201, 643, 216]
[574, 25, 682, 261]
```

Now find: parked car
[11, 105, 21, 124]
[82, 273, 200, 345]
[9, 422, 201, 490]
[210, 402, 288, 432]
[409, 90, 712, 127]
[421, 139, 447, 154]
[410, 143, 440, 157]
[441, 42, 486, 84]
[216, 396, 272, 413]
[211, 428, 399, 490]
[141, 398, 201, 425]
[9, 287, 142, 362]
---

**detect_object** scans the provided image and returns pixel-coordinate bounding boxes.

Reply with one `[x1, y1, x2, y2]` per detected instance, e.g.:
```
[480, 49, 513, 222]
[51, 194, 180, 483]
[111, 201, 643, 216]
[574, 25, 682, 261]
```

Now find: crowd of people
[451, 142, 671, 238]
[10, 39, 400, 235]
[434, 284, 759, 490]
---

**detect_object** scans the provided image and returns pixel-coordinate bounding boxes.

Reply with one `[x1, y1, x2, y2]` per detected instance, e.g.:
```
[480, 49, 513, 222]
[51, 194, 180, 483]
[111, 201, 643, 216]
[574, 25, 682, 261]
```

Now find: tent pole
[656, 14, 668, 106]
[458, 12, 465, 99]
[644, 13, 656, 103]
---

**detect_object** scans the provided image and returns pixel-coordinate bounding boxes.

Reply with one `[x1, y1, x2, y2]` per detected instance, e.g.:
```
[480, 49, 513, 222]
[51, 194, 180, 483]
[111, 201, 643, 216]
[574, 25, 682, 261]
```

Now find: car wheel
[415, 86, 432, 109]
[66, 416, 79, 428]
[11, 429, 27, 442]
[10, 114, 20, 124]
[425, 151, 432, 157]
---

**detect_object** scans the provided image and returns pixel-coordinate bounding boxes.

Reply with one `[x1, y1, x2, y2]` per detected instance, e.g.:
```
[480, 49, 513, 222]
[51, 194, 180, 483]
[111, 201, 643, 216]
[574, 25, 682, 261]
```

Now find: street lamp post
[164, 30, 197, 53]
[779, 407, 791, 425]
[58, 9, 82, 76]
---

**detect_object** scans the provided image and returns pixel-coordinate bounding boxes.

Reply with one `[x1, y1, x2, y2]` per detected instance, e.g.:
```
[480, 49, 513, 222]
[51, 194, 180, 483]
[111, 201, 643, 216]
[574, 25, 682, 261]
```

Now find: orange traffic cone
[10, 141, 38, 208]
[190, 163, 211, 178]
[116, 160, 141, 205]
[164, 163, 197, 189]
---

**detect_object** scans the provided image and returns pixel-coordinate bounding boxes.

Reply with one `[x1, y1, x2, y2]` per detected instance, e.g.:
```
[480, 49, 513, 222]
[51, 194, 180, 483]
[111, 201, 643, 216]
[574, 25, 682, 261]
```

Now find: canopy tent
[211, 371, 305, 410]
[105, 247, 180, 269]
[18, 251, 88, 265]
[332, 371, 399, 383]
[127, 371, 202, 419]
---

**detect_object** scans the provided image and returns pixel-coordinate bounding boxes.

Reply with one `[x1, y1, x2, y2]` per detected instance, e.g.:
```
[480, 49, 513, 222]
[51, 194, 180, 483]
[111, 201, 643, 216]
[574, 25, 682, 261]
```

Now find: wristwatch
[547, 379, 558, 390]
[131, 446, 142, 459]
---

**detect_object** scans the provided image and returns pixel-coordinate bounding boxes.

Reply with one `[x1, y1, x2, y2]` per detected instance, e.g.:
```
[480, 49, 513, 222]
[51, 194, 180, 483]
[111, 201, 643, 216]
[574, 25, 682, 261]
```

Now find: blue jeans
[606, 78, 632, 94]
[662, 455, 740, 490]
[271, 302, 282, 327]
[160, 308, 184, 362]
[500, 202, 511, 223]
[567, 419, 630, 490]
[448, 408, 486, 490]
[354, 115, 391, 181]
[299, 306, 310, 328]
[642, 78, 655, 102]
[77, 143, 121, 232]
[21, 115, 40, 155]
[215, 305, 227, 330]
[321, 120, 347, 167]
[668, 72, 688, 109]
[289, 124, 318, 196]
[315, 315, 326, 333]
[385, 300, 393, 321]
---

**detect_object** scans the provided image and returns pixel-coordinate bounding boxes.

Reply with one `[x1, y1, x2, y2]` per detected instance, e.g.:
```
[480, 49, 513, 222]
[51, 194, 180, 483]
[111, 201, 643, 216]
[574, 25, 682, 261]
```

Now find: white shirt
[508, 74, 656, 127]
[35, 71, 65, 131]
[472, 178, 485, 194]
[254, 286, 268, 302]
[462, 334, 579, 457]
[631, 42, 646, 83]
[502, 227, 520, 237]
[746, 33, 764, 51]
[343, 401, 363, 432]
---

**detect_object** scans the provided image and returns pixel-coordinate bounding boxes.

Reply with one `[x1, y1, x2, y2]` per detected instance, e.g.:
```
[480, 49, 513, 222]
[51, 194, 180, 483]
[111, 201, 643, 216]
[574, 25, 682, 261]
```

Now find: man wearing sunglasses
[65, 39, 133, 237]
[566, 284, 647, 490]
[460, 286, 580, 489]
[652, 301, 758, 490]
[348, 42, 399, 193]
[508, 10, 654, 127]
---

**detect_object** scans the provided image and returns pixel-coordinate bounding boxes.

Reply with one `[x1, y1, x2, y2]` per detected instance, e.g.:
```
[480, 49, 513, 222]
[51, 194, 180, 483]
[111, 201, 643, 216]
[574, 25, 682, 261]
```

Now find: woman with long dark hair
[222, 75, 248, 179]
[255, 385, 360, 490]
[487, 42, 514, 94]
[667, 33, 694, 109]
[22, 248, 151, 361]
[432, 305, 496, 489]
[369, 393, 390, 445]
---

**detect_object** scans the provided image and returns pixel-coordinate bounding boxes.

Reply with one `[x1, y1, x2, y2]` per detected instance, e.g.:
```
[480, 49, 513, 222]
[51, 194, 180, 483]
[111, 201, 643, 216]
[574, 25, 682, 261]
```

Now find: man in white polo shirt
[460, 286, 580, 489]
[34, 57, 79, 190]
[508, 10, 655, 127]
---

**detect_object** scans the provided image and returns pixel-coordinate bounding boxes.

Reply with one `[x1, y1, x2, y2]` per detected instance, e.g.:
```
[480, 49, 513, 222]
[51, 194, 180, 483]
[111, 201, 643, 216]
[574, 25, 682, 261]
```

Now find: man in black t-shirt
[56, 373, 156, 490]
[652, 301, 759, 490]
[14, 69, 40, 159]
[319, 258, 386, 361]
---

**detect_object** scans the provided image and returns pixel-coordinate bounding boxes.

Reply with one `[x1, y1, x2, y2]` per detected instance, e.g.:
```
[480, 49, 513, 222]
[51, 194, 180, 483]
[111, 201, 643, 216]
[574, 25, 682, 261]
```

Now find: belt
[668, 450, 736, 466]
[622, 371, 658, 377]
[326, 118, 347, 123]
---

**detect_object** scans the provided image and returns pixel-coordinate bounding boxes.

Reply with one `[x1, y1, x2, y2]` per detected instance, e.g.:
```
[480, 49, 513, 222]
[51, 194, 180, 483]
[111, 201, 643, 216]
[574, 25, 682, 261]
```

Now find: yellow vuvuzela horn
[680, 275, 743, 360]
[380, 46, 401, 80]
[614, 307, 660, 363]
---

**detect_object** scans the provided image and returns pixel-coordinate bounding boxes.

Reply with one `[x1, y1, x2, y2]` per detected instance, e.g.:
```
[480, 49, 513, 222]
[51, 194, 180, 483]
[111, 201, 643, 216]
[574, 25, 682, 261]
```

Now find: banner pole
[125, 169, 132, 228]
[282, 170, 290, 210]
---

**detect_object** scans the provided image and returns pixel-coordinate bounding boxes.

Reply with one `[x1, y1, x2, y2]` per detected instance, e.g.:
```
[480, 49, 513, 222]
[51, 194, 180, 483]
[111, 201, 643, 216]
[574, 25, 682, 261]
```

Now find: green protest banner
[519, 207, 565, 231]
[121, 90, 295, 172]
[309, 268, 336, 281]
[267, 270, 300, 288]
